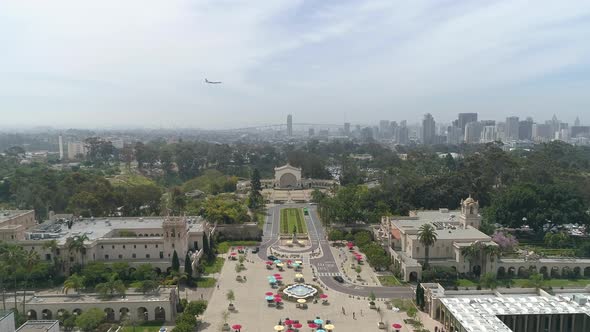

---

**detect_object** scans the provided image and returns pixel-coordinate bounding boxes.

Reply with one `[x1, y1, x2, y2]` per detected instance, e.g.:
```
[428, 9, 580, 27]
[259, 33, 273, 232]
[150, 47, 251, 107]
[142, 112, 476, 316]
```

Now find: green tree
[63, 274, 85, 295]
[461, 245, 478, 276]
[417, 224, 437, 270]
[480, 273, 498, 290]
[184, 252, 193, 278]
[67, 234, 89, 267]
[226, 289, 235, 304]
[135, 280, 159, 294]
[131, 264, 156, 281]
[95, 274, 126, 299]
[527, 273, 544, 290]
[172, 250, 180, 272]
[208, 235, 216, 261]
[1, 244, 24, 309]
[21, 249, 40, 314]
[184, 300, 207, 316]
[75, 308, 105, 331]
[202, 233, 210, 258]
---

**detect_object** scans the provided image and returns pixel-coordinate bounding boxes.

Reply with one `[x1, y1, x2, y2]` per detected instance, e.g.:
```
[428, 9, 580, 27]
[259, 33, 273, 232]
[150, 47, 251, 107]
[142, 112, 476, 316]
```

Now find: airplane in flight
[205, 78, 222, 84]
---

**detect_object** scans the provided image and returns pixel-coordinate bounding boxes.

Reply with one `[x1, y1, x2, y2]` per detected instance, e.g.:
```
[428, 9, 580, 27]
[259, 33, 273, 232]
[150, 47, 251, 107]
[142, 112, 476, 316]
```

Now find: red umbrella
[274, 297, 282, 303]
[274, 273, 282, 277]
[231, 252, 237, 256]
[293, 323, 303, 329]
[287, 260, 292, 264]
[275, 275, 283, 280]
[274, 294, 282, 298]
[392, 323, 402, 329]
[265, 292, 274, 296]
[320, 294, 328, 299]
[287, 330, 295, 332]
[237, 246, 243, 249]
[308, 323, 318, 328]
[266, 261, 273, 265]
[232, 324, 242, 330]
[284, 319, 293, 325]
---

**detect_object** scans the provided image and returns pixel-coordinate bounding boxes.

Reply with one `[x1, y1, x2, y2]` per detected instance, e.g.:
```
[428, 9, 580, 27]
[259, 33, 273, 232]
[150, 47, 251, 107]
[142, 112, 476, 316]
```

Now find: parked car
[159, 328, 167, 332]
[333, 276, 344, 283]
[267, 255, 278, 261]
[252, 247, 259, 253]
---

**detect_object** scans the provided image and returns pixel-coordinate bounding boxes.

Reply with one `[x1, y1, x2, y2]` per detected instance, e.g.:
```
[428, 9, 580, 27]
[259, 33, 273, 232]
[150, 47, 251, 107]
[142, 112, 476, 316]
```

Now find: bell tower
[162, 216, 189, 266]
[460, 195, 481, 229]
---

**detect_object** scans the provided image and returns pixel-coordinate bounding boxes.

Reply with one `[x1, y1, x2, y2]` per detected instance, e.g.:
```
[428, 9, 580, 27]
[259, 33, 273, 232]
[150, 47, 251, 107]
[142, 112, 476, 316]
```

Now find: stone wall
[215, 223, 262, 241]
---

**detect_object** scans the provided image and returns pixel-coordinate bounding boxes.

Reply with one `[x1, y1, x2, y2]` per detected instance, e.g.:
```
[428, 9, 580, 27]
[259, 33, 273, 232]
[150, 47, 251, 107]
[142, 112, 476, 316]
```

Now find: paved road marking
[317, 272, 342, 277]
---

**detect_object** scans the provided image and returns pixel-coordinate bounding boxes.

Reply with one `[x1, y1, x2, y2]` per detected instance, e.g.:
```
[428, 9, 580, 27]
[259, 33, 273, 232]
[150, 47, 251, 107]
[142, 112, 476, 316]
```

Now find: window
[172, 244, 175, 248]
[101, 245, 104, 249]
[45, 254, 51, 261]
[160, 252, 164, 259]
[105, 254, 109, 260]
[70, 257, 74, 262]
[132, 253, 136, 258]
[112, 245, 115, 249]
[155, 244, 158, 248]
[146, 254, 150, 259]
[123, 245, 125, 249]
[118, 254, 123, 259]
[145, 245, 147, 249]
[134, 245, 136, 249]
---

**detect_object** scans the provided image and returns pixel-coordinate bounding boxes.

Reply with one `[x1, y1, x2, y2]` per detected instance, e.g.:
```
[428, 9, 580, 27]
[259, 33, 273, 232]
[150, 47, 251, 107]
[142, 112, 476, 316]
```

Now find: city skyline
[1, 0, 590, 129]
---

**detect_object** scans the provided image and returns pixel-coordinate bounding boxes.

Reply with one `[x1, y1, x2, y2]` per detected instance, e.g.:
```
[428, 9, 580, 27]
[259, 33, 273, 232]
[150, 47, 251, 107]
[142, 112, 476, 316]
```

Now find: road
[258, 204, 413, 298]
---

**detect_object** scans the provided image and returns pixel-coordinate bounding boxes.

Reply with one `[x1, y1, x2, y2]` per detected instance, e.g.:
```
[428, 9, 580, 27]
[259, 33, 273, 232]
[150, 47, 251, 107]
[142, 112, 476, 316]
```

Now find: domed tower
[460, 195, 481, 229]
[162, 216, 189, 265]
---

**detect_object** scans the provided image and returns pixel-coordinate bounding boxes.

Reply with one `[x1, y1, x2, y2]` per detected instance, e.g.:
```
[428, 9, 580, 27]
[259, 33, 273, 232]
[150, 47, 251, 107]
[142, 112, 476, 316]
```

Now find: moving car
[333, 276, 344, 283]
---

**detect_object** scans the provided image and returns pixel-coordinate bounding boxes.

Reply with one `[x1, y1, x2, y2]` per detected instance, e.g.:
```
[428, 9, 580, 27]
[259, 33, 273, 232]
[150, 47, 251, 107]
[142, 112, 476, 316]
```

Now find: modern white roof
[441, 294, 590, 332]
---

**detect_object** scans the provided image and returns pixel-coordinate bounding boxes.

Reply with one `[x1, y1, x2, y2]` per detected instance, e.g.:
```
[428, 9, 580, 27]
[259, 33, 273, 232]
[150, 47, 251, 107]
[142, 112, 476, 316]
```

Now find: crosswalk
[317, 272, 342, 277]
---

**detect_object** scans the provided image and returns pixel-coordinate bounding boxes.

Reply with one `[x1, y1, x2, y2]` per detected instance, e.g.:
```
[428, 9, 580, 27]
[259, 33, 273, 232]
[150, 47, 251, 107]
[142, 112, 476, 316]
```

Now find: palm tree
[417, 224, 437, 270]
[1, 244, 25, 309]
[526, 273, 544, 291]
[461, 244, 478, 276]
[480, 273, 498, 290]
[67, 234, 89, 267]
[22, 249, 40, 314]
[63, 274, 86, 295]
[482, 245, 501, 275]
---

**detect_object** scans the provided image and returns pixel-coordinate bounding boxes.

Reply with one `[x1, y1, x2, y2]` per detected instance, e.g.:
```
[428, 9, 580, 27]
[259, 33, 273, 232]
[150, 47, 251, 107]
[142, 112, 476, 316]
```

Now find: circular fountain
[283, 283, 318, 299]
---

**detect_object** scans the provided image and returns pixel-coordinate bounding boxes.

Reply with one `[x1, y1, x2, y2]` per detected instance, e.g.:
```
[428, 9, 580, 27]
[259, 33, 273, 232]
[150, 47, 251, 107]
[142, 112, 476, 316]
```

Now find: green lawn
[511, 278, 590, 288]
[257, 211, 267, 229]
[203, 257, 225, 274]
[217, 241, 260, 254]
[194, 277, 217, 288]
[378, 275, 403, 286]
[120, 321, 164, 332]
[457, 279, 478, 287]
[280, 208, 307, 234]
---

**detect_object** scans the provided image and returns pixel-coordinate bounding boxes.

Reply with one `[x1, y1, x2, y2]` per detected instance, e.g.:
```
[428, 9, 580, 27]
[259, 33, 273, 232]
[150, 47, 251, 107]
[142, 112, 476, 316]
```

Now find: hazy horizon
[1, 0, 589, 129]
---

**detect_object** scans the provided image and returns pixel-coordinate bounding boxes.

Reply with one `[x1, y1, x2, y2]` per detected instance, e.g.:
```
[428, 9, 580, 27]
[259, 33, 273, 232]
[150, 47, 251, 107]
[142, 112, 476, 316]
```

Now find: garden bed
[280, 208, 307, 234]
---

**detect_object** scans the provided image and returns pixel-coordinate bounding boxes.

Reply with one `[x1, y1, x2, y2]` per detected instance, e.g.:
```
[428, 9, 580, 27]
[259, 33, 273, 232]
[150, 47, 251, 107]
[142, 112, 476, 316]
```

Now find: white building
[66, 141, 87, 160]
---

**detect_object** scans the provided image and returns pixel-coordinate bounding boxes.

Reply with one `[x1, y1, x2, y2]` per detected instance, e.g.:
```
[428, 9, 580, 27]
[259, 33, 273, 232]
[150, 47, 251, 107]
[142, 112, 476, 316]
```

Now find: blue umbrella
[314, 319, 324, 325]
[317, 330, 326, 332]
[274, 259, 282, 264]
[265, 296, 274, 300]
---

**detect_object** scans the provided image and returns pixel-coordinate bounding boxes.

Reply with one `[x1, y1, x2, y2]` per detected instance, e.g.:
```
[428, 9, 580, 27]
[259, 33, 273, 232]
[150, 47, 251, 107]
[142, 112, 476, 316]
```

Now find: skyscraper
[575, 117, 581, 126]
[58, 135, 64, 160]
[396, 121, 409, 145]
[287, 114, 293, 136]
[505, 116, 520, 141]
[465, 122, 483, 143]
[421, 113, 436, 145]
[344, 122, 351, 135]
[379, 120, 391, 139]
[518, 119, 533, 140]
[458, 113, 478, 133]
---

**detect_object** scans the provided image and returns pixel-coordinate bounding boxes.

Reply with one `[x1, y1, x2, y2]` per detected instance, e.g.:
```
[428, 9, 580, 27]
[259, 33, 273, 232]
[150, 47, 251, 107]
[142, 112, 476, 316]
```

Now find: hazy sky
[1, 0, 589, 129]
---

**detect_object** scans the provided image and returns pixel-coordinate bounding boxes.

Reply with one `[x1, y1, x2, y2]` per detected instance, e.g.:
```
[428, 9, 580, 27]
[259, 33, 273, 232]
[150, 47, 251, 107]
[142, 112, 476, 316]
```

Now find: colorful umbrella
[293, 323, 303, 328]
[316, 330, 326, 332]
[266, 261, 273, 265]
[230, 252, 237, 256]
[232, 324, 242, 330]
[274, 325, 285, 331]
[392, 323, 402, 329]
[295, 273, 304, 278]
[319, 294, 328, 299]
[276, 263, 285, 267]
[266, 296, 274, 301]
[284, 319, 293, 325]
[324, 324, 334, 330]
[287, 330, 295, 332]
[275, 275, 283, 280]
[274, 273, 282, 277]
[295, 260, 303, 264]
[274, 294, 282, 298]
[308, 323, 318, 328]
[274, 259, 282, 264]
[265, 292, 274, 296]
[287, 259, 293, 264]
[313, 319, 323, 325]
[274, 297, 283, 303]
[297, 298, 306, 303]
[237, 246, 243, 250]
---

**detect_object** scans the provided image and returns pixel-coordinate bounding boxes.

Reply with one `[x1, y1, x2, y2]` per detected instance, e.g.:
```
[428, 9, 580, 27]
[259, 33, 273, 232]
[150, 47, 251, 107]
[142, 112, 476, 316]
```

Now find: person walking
[352, 312, 356, 320]
[342, 307, 346, 315]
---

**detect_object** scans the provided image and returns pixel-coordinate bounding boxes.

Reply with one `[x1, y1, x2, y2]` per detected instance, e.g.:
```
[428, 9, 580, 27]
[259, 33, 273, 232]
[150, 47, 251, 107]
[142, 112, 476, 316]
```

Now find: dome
[463, 196, 476, 205]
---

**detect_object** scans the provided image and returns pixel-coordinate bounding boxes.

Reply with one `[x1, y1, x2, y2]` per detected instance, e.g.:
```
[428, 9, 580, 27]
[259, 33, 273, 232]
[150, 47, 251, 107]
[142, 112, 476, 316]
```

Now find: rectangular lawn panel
[280, 208, 307, 234]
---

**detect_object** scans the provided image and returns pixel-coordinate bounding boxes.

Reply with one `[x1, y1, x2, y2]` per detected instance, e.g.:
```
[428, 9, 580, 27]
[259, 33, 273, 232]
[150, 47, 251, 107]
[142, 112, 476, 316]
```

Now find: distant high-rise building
[574, 117, 581, 126]
[447, 126, 463, 145]
[465, 122, 483, 144]
[571, 126, 590, 138]
[58, 135, 64, 160]
[67, 141, 87, 160]
[344, 122, 351, 135]
[533, 123, 553, 142]
[287, 114, 293, 136]
[308, 128, 315, 137]
[396, 121, 409, 145]
[481, 126, 497, 143]
[518, 119, 533, 140]
[505, 116, 520, 141]
[421, 113, 436, 145]
[379, 120, 391, 139]
[458, 113, 478, 133]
